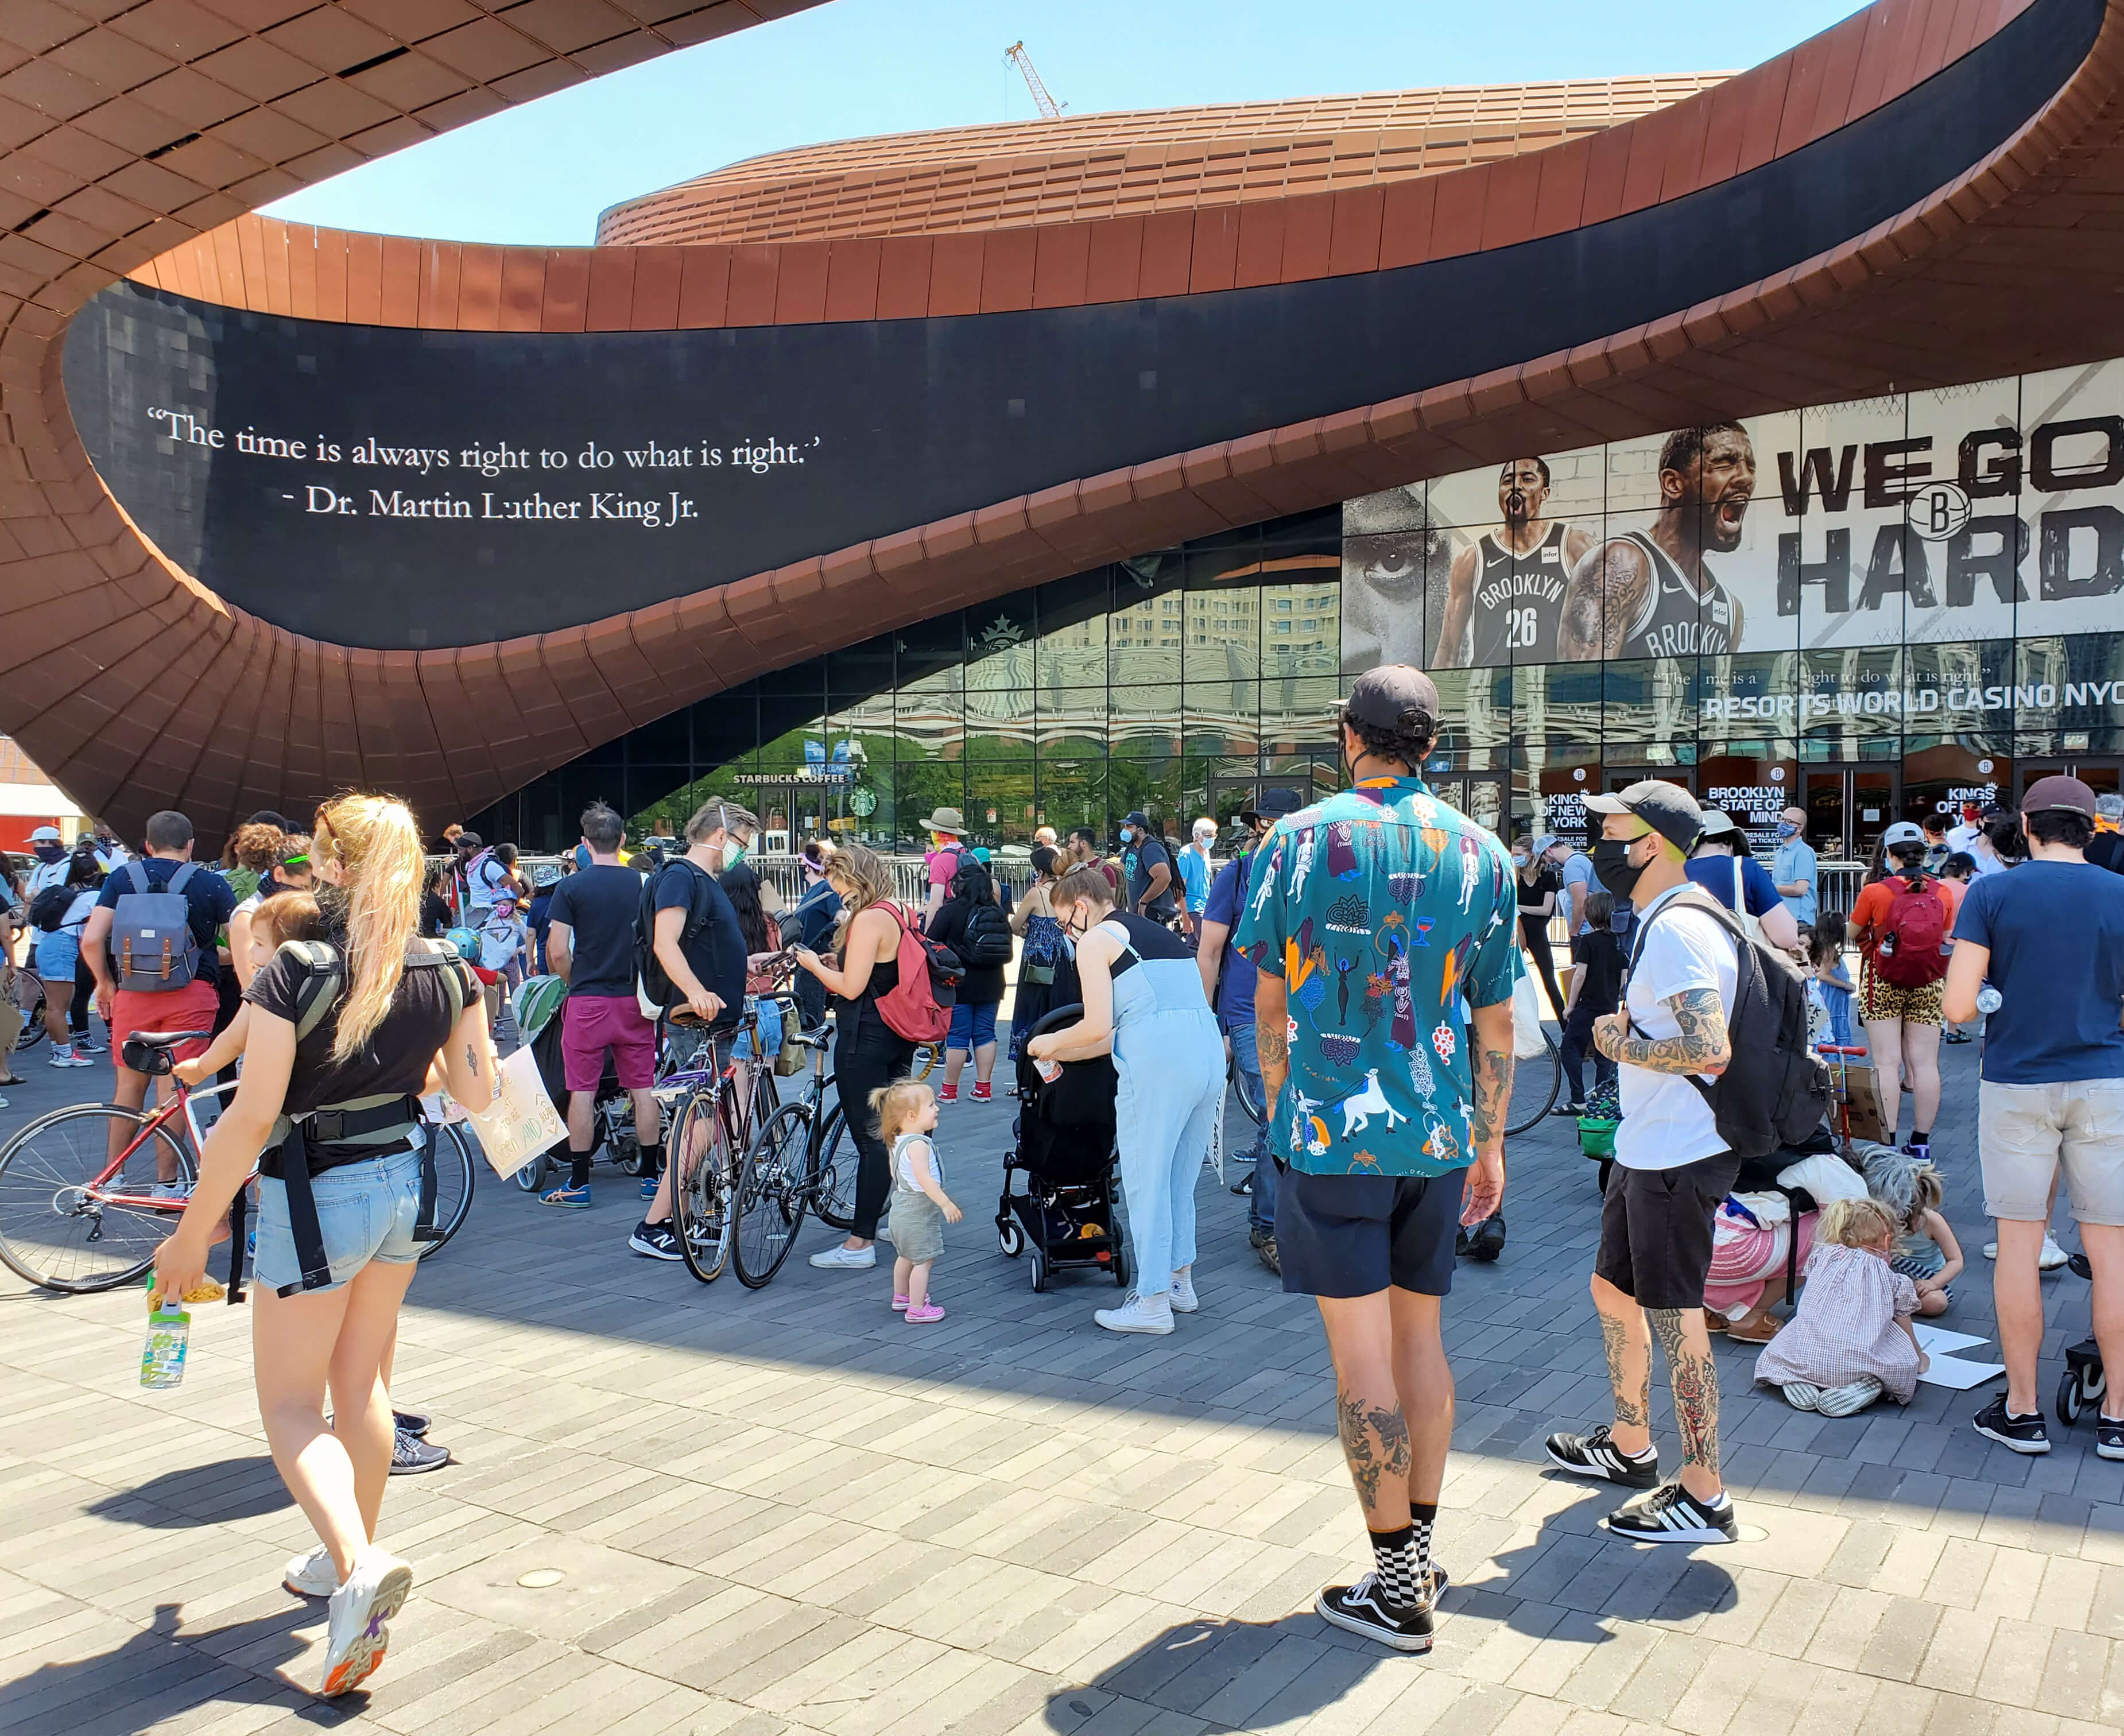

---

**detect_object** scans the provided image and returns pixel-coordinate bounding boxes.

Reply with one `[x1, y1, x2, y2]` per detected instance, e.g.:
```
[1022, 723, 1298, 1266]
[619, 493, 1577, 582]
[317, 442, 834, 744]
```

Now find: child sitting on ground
[1809, 912, 1855, 1049]
[874, 1079, 960, 1324]
[1753, 1196, 1927, 1416]
[1863, 1147, 1962, 1316]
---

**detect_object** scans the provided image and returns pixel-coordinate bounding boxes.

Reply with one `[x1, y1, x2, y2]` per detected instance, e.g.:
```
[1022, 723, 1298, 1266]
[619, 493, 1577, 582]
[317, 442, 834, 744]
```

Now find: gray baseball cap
[1582, 780, 1705, 854]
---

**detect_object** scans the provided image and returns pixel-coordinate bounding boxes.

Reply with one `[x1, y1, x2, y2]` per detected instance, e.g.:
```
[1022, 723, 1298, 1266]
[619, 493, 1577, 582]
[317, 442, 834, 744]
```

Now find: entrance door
[1801, 766, 1900, 864]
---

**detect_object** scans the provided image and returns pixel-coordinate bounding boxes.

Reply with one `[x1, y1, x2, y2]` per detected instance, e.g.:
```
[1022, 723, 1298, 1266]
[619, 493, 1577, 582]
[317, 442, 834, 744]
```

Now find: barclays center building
[13, 0, 2124, 873]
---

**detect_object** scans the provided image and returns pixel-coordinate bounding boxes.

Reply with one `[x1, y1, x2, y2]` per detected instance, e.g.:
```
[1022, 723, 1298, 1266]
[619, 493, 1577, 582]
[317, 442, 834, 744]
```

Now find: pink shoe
[936, 1083, 959, 1103]
[905, 1301, 946, 1323]
[892, 1293, 909, 1311]
[972, 1082, 992, 1102]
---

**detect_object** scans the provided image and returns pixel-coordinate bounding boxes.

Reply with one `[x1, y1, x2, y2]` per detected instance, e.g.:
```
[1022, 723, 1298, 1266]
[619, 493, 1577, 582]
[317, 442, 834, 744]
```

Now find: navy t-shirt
[1202, 851, 1257, 1031]
[652, 859, 746, 1027]
[94, 857, 237, 989]
[1684, 852, 1782, 919]
[546, 864, 644, 998]
[1125, 834, 1176, 919]
[1954, 861, 2124, 1084]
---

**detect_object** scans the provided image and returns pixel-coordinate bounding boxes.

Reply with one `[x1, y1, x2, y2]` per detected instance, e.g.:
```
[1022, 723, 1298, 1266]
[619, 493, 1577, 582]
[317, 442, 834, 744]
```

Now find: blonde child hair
[250, 890, 325, 955]
[870, 1078, 935, 1145]
[1817, 1196, 1900, 1251]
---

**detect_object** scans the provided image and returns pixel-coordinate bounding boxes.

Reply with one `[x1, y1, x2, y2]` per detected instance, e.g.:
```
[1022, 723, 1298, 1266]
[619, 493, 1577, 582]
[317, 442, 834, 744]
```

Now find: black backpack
[30, 884, 72, 934]
[960, 901, 1014, 968]
[634, 859, 710, 1017]
[1629, 887, 1831, 1159]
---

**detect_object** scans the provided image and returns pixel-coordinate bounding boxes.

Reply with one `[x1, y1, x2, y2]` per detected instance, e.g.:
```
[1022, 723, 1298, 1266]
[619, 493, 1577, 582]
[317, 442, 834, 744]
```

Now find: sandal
[1726, 1314, 1782, 1343]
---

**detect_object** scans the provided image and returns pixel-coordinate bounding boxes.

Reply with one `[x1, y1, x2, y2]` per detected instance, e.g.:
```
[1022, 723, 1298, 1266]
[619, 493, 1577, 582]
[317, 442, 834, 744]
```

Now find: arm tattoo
[1557, 539, 1652, 660]
[1649, 1308, 1720, 1474]
[1614, 987, 1731, 1076]
[1336, 1391, 1412, 1518]
[1256, 1022, 1288, 1067]
[1468, 1042, 1514, 1148]
[1600, 1312, 1649, 1429]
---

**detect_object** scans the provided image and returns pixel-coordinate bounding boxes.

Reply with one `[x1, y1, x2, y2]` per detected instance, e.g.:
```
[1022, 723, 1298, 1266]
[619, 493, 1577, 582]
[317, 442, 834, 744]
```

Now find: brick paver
[2, 1026, 2121, 1733]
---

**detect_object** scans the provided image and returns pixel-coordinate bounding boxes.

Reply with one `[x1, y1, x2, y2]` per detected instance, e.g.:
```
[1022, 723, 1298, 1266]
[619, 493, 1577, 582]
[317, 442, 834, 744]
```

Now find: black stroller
[995, 1005, 1127, 1293]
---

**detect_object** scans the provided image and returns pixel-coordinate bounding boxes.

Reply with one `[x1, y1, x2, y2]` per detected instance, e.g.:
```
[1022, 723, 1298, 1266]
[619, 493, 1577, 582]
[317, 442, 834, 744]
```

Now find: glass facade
[476, 355, 2124, 860]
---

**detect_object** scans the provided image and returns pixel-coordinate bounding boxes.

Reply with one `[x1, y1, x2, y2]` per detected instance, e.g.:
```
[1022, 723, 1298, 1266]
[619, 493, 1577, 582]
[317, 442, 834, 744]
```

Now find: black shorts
[1592, 1152, 1741, 1312]
[1275, 1166, 1462, 1299]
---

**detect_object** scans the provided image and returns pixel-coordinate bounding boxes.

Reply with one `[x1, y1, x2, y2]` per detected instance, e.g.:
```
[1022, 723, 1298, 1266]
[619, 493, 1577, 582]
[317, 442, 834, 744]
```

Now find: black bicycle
[731, 1015, 859, 1288]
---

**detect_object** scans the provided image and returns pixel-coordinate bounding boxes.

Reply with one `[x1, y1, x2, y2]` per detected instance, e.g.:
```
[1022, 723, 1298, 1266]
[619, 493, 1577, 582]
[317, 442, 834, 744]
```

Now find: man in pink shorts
[541, 803, 662, 1214]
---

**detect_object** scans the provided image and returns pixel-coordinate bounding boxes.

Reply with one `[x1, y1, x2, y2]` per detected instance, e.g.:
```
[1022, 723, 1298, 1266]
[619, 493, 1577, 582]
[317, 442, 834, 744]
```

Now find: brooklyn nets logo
[1906, 480, 1972, 543]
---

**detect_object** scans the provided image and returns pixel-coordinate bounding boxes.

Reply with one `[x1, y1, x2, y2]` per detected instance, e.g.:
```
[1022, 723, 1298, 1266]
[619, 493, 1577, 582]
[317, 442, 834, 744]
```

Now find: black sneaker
[389, 1428, 450, 1475]
[1544, 1424, 1660, 1489]
[392, 1409, 429, 1437]
[1471, 1214, 1505, 1262]
[1314, 1566, 1447, 1653]
[1972, 1394, 2051, 1454]
[1455, 1226, 1472, 1257]
[1606, 1482, 1738, 1544]
[630, 1220, 681, 1261]
[1552, 1102, 1587, 1118]
[1230, 1174, 1253, 1196]
[2099, 1417, 2124, 1462]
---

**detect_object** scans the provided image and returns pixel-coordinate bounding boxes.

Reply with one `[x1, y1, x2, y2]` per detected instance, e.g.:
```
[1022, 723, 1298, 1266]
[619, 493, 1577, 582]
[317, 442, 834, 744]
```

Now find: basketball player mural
[1433, 458, 1596, 667]
[1557, 423, 1755, 661]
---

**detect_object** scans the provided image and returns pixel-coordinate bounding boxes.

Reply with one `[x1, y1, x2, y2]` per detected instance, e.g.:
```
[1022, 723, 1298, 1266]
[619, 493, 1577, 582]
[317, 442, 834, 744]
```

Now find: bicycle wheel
[811, 1105, 859, 1232]
[0, 1103, 194, 1292]
[1228, 1051, 1266, 1126]
[13, 991, 46, 1053]
[734, 1103, 811, 1287]
[668, 1089, 733, 1284]
[1504, 1033, 1564, 1137]
[416, 1121, 475, 1258]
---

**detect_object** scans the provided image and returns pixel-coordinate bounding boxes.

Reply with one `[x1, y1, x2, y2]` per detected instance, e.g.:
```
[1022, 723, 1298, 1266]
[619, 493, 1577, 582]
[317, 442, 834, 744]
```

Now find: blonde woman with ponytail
[793, 839, 921, 1269]
[150, 794, 495, 1698]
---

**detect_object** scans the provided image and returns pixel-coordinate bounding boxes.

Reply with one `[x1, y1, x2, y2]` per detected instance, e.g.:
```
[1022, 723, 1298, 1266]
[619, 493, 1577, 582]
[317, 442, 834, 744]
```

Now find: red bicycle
[0, 1031, 476, 1293]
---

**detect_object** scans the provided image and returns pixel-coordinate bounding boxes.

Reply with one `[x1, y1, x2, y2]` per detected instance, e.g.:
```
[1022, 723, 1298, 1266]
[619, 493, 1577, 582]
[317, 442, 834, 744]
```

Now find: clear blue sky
[265, 0, 1869, 246]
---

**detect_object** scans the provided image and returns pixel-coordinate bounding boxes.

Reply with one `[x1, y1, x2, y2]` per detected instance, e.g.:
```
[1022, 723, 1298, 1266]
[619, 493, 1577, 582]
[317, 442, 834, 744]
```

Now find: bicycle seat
[131, 1030, 215, 1049]
[121, 1030, 212, 1074]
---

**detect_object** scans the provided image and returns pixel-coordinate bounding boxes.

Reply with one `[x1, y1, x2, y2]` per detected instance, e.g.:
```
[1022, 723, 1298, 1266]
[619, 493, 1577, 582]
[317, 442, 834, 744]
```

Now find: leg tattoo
[1649, 1309, 1720, 1473]
[1600, 1311, 1650, 1429]
[1337, 1391, 1412, 1518]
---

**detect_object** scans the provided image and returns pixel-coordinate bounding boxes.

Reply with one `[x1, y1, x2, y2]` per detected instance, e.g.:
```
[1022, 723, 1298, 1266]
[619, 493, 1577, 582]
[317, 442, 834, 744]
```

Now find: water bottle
[140, 1276, 190, 1390]
[1975, 982, 2003, 1016]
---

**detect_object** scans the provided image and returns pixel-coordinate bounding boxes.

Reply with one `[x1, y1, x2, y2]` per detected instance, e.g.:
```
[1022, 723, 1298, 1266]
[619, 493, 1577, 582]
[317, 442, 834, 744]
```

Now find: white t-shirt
[1616, 885, 1739, 1171]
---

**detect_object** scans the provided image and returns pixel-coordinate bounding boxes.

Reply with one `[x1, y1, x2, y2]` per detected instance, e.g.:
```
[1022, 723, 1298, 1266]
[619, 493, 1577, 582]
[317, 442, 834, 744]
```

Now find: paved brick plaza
[3, 1036, 2123, 1735]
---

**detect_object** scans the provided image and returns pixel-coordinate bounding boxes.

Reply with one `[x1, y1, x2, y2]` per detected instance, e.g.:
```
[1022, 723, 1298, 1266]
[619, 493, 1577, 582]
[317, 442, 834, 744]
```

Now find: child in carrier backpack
[174, 893, 328, 1083]
[1752, 1197, 1928, 1416]
[874, 1079, 960, 1323]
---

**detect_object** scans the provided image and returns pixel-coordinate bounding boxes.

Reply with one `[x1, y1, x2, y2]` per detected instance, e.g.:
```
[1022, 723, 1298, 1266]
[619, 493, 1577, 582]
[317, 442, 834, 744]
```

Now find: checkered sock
[1410, 1502, 1439, 1583]
[1367, 1523, 1418, 1613]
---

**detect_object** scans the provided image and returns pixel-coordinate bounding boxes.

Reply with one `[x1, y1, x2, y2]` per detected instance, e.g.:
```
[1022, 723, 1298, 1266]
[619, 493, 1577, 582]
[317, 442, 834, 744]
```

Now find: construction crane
[1003, 41, 1065, 121]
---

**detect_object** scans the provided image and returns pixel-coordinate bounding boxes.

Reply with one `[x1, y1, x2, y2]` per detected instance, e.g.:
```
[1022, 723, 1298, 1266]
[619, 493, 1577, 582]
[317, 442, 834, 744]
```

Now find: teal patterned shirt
[1232, 776, 1522, 1177]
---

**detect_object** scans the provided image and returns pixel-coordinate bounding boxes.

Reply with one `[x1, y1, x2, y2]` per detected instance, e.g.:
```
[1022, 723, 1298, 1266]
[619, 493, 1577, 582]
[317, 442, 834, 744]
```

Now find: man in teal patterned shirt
[1235, 665, 1521, 1654]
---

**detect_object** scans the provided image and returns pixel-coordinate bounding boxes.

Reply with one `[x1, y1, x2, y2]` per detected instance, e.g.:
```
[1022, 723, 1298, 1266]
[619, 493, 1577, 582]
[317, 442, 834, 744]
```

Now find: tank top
[892, 1130, 943, 1194]
[834, 906, 902, 1042]
[1466, 522, 1572, 665]
[1619, 529, 1737, 659]
[1103, 909, 1192, 977]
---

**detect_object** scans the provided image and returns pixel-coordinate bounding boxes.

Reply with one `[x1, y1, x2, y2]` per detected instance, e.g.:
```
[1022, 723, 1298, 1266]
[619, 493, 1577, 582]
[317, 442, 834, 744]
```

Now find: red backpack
[1874, 873, 1951, 988]
[874, 904, 963, 1043]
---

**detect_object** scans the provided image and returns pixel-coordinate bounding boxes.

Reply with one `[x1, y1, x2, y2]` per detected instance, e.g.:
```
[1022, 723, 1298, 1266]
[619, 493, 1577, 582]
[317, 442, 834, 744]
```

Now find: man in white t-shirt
[1543, 780, 1741, 1546]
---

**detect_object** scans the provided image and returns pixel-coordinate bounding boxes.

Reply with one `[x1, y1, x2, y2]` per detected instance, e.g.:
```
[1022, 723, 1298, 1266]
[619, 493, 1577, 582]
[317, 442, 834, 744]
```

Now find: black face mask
[1591, 837, 1648, 899]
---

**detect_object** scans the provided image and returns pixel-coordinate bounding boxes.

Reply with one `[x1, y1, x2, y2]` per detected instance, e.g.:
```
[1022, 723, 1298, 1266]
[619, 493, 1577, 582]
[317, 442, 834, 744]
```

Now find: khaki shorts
[1979, 1078, 2124, 1227]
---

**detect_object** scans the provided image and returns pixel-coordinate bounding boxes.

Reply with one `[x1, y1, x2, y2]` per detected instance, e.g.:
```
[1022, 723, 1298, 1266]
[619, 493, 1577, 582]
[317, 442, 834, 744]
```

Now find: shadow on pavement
[84, 1455, 293, 1527]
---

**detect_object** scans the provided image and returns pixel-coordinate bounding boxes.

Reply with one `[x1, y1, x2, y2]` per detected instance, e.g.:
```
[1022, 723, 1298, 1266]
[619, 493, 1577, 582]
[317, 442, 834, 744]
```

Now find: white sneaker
[48, 1046, 91, 1067]
[150, 1180, 193, 1200]
[1982, 1237, 2072, 1269]
[1094, 1292, 1175, 1335]
[1169, 1268, 1199, 1313]
[284, 1544, 336, 1598]
[808, 1242, 877, 1269]
[320, 1548, 412, 1697]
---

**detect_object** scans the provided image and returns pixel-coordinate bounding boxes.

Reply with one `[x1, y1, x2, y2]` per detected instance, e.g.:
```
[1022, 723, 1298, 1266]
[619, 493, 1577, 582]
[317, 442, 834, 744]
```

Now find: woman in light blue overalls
[1026, 869, 1226, 1335]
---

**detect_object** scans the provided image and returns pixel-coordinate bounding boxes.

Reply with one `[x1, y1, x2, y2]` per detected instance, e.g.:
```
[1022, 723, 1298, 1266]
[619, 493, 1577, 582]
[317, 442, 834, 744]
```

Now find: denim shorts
[732, 995, 784, 1061]
[948, 999, 997, 1051]
[253, 1146, 425, 1295]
